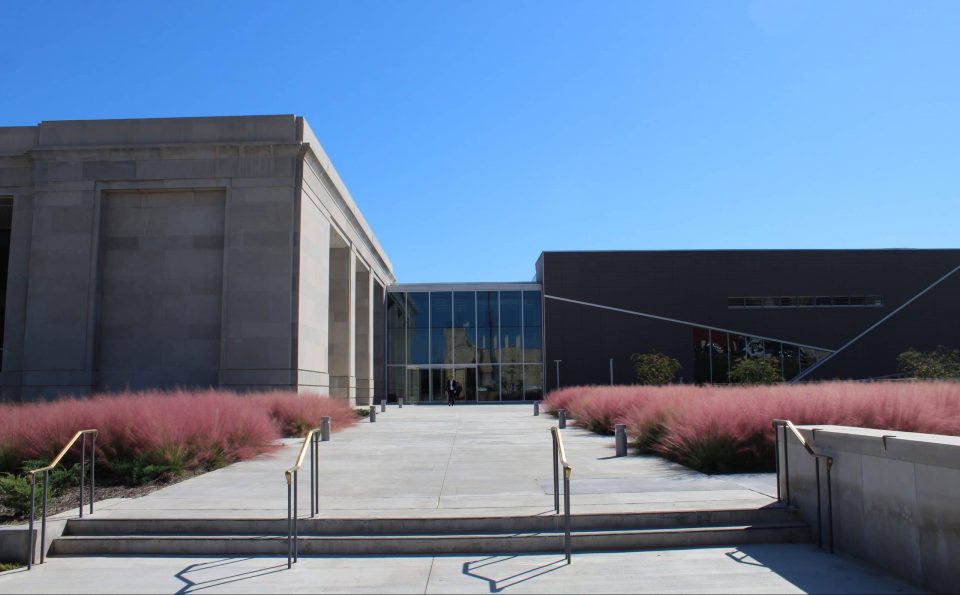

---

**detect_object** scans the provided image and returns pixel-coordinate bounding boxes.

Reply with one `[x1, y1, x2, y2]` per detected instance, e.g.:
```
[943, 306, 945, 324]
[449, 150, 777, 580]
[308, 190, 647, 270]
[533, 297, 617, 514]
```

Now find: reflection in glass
[384, 288, 545, 402]
[431, 292, 453, 328]
[692, 326, 832, 383]
[408, 368, 429, 403]
[477, 292, 498, 327]
[477, 326, 498, 364]
[501, 365, 524, 400]
[430, 293, 452, 364]
[387, 366, 405, 402]
[408, 327, 429, 364]
[523, 291, 542, 327]
[500, 326, 523, 364]
[455, 367, 477, 401]
[524, 365, 543, 400]
[453, 325, 477, 364]
[477, 365, 499, 401]
[523, 327, 542, 364]
[407, 292, 429, 328]
[500, 291, 522, 327]
[454, 292, 476, 328]
[431, 327, 453, 364]
[387, 293, 405, 364]
[431, 368, 447, 402]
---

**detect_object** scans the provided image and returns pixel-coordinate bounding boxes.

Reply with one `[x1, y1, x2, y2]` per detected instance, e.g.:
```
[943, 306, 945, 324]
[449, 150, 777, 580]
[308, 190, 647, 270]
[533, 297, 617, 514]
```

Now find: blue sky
[2, 1, 958, 282]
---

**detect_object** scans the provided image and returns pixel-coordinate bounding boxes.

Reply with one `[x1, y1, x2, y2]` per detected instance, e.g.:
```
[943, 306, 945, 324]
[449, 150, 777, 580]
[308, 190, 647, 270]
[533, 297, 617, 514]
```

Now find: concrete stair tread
[54, 522, 809, 542]
[61, 506, 801, 536]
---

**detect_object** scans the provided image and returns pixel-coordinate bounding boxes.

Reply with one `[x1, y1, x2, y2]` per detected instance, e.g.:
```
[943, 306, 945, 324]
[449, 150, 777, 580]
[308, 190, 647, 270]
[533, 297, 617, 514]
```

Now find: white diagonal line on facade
[790, 262, 960, 383]
[543, 294, 836, 353]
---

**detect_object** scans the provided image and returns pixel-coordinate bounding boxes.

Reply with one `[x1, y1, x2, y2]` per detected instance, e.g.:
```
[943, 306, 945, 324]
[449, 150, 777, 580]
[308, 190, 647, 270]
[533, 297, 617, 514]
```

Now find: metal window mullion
[707, 329, 713, 384]
[474, 291, 478, 367]
[521, 291, 526, 398]
[498, 291, 502, 401]
[726, 334, 731, 384]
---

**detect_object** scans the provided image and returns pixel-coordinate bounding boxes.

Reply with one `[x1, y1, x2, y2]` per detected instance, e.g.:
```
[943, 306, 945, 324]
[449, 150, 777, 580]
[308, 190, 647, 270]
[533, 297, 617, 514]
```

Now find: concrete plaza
[0, 544, 920, 594]
[87, 403, 776, 519]
[0, 404, 921, 593]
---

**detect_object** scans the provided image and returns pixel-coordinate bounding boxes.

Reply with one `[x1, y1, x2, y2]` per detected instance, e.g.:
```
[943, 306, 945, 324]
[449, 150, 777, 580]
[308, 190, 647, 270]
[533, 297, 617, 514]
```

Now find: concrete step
[50, 522, 811, 556]
[62, 506, 801, 537]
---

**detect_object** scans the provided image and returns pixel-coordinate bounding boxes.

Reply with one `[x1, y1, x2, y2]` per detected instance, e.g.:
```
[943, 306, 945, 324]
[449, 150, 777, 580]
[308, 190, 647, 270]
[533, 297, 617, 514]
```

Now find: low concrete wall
[0, 528, 32, 564]
[0, 518, 67, 564]
[781, 425, 960, 592]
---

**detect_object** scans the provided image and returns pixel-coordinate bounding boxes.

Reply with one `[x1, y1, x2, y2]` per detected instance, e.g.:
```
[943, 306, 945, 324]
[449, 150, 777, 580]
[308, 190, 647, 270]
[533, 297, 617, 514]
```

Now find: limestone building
[0, 115, 393, 401]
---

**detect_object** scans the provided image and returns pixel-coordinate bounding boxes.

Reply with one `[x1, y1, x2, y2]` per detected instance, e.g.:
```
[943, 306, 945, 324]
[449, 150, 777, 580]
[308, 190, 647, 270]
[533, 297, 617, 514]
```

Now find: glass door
[454, 366, 477, 402]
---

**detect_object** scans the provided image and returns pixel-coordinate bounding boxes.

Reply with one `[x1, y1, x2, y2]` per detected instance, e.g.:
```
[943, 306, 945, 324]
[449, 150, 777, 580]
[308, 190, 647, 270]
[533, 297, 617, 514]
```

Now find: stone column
[372, 280, 385, 404]
[328, 240, 355, 402]
[354, 263, 374, 406]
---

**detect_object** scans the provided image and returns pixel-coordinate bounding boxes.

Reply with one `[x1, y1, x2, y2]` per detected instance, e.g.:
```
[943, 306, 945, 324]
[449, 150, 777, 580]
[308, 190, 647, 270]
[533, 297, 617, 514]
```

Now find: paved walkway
[0, 404, 923, 593]
[87, 403, 776, 519]
[0, 545, 921, 593]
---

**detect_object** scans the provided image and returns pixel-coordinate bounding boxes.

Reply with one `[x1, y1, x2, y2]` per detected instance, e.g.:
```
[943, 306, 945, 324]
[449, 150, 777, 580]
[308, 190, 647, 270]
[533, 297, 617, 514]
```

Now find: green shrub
[632, 421, 667, 453]
[0, 474, 38, 518]
[898, 346, 960, 379]
[0, 561, 23, 572]
[670, 434, 770, 474]
[728, 356, 782, 384]
[355, 408, 370, 418]
[630, 351, 682, 385]
[107, 459, 183, 486]
[0, 460, 83, 518]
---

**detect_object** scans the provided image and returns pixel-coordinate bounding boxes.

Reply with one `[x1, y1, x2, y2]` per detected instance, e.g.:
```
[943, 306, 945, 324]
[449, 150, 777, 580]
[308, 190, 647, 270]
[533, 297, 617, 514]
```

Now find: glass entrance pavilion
[385, 283, 543, 403]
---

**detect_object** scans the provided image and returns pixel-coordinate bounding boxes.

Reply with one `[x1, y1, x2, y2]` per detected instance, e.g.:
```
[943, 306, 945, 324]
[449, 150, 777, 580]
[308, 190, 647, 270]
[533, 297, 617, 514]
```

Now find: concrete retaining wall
[782, 424, 960, 592]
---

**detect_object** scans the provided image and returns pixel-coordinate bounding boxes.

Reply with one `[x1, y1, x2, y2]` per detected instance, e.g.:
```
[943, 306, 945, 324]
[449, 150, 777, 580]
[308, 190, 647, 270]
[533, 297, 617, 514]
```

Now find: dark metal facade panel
[540, 250, 960, 389]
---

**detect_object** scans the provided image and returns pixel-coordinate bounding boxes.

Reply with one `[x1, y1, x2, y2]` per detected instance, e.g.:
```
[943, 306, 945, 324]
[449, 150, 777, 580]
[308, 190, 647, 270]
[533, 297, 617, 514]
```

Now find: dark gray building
[537, 250, 960, 391]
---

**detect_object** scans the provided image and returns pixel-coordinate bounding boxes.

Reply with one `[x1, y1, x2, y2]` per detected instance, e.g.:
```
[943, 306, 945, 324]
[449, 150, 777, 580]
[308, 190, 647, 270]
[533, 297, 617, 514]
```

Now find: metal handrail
[284, 428, 321, 569]
[772, 419, 834, 553]
[27, 429, 97, 569]
[550, 426, 572, 564]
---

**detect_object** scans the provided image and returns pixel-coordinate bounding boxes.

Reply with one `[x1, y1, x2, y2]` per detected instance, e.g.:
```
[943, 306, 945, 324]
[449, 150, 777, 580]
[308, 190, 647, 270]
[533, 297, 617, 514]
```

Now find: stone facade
[0, 115, 394, 403]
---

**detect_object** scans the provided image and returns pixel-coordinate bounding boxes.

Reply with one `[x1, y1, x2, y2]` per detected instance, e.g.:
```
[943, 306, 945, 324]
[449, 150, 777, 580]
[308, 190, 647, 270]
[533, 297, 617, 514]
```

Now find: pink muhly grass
[542, 387, 584, 415]
[0, 389, 356, 478]
[249, 391, 358, 437]
[554, 381, 960, 473]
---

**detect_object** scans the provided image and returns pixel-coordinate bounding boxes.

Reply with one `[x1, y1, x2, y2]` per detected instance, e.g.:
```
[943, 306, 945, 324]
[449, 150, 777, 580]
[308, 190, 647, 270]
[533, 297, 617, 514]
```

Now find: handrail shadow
[174, 557, 287, 594]
[462, 555, 568, 593]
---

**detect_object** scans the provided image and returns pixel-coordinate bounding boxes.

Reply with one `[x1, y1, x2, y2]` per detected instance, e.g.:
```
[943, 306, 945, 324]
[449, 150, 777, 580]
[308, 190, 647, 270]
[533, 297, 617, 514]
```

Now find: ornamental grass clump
[0, 390, 356, 486]
[543, 381, 960, 474]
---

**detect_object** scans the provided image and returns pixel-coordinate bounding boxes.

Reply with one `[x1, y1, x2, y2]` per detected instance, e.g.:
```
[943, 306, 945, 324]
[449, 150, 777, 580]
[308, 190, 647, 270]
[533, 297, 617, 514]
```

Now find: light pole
[554, 359, 562, 390]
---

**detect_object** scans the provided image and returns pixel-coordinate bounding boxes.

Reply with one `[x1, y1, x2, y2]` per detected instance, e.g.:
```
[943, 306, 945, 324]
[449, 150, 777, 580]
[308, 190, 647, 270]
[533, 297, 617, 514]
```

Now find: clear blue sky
[2, 1, 958, 282]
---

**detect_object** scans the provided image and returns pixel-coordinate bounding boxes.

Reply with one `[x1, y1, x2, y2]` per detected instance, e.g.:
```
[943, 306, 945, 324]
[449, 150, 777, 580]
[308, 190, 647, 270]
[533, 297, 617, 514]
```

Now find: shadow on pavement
[462, 554, 568, 593]
[174, 557, 287, 594]
[727, 545, 919, 594]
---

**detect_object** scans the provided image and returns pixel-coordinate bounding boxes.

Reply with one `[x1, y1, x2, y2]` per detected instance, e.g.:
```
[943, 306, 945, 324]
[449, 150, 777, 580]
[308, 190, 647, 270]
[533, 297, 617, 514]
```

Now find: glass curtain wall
[692, 327, 831, 384]
[386, 289, 543, 402]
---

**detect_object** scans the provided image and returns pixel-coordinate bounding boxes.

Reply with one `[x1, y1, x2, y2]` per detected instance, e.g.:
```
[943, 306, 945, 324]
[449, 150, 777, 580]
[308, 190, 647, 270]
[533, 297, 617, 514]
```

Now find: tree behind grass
[728, 356, 782, 385]
[898, 346, 960, 379]
[630, 351, 682, 385]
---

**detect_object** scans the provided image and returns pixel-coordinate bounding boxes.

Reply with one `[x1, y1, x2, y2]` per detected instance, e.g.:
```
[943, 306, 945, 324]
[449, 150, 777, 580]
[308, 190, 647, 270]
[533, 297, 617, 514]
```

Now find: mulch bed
[0, 474, 196, 526]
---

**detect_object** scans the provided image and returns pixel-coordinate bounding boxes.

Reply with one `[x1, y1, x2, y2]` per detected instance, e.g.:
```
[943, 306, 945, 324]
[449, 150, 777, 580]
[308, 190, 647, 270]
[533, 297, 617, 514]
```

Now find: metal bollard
[615, 424, 627, 457]
[534, 401, 540, 416]
[369, 404, 376, 422]
[558, 409, 567, 429]
[321, 416, 331, 441]
[399, 397, 404, 408]
[381, 397, 386, 413]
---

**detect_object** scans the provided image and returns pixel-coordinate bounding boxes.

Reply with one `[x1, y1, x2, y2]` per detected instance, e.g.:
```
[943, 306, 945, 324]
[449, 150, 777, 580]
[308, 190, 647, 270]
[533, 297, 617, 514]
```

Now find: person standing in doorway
[446, 376, 457, 406]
